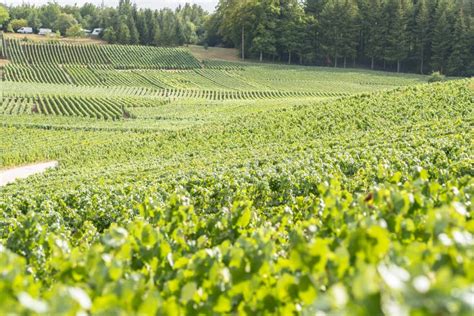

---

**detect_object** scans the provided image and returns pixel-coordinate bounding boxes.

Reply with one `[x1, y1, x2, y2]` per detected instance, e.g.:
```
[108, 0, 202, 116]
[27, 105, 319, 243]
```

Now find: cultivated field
[0, 39, 473, 315]
[3, 32, 108, 44]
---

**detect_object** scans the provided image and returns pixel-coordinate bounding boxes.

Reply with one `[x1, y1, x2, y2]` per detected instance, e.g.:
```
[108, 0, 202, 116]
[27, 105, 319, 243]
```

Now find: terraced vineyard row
[4, 39, 201, 69]
[2, 87, 344, 110]
[5, 63, 379, 98]
[4, 63, 72, 84]
[2, 81, 162, 98]
[0, 95, 149, 120]
[36, 95, 131, 120]
[4, 63, 261, 90]
[2, 38, 429, 104]
[5, 39, 108, 65]
[0, 95, 35, 115]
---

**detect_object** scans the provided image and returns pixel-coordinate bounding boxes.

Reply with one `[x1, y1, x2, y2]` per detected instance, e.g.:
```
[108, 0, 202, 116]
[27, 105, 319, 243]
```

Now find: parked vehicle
[17, 27, 33, 34]
[38, 28, 52, 36]
[91, 28, 103, 36]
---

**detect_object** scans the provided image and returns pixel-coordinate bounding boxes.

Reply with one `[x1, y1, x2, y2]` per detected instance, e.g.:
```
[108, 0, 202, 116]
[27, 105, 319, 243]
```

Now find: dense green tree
[217, 0, 258, 60]
[174, 17, 187, 46]
[135, 11, 149, 45]
[2, 0, 472, 76]
[153, 21, 162, 46]
[144, 9, 156, 44]
[102, 27, 117, 43]
[297, 15, 318, 64]
[250, 0, 280, 62]
[279, 0, 307, 64]
[128, 15, 139, 44]
[183, 19, 199, 44]
[319, 0, 344, 67]
[116, 17, 131, 44]
[66, 23, 85, 37]
[305, 0, 329, 16]
[365, 0, 383, 69]
[0, 5, 9, 28]
[158, 9, 178, 46]
[384, 0, 409, 72]
[204, 11, 224, 46]
[27, 10, 41, 31]
[340, 0, 359, 68]
[415, 0, 430, 73]
[41, 2, 61, 29]
[9, 18, 28, 31]
[447, 9, 470, 75]
[55, 13, 77, 35]
[118, 0, 133, 16]
[431, 8, 452, 73]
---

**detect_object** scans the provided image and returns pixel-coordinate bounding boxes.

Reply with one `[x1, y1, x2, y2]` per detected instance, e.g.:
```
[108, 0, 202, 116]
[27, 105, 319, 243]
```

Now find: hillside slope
[0, 79, 472, 314]
[1, 39, 428, 128]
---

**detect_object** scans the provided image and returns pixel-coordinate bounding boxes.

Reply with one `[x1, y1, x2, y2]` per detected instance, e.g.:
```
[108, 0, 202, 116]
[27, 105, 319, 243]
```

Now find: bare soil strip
[0, 161, 58, 187]
[188, 45, 240, 62]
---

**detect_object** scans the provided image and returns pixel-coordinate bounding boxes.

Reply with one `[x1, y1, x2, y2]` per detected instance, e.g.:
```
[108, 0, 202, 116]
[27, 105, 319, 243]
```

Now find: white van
[17, 27, 33, 34]
[38, 28, 52, 36]
[91, 28, 103, 36]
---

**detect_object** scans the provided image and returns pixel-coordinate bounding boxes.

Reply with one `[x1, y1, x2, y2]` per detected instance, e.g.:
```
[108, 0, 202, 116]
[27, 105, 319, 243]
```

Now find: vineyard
[0, 36, 472, 315]
[2, 39, 201, 69]
[0, 79, 473, 314]
[1, 95, 135, 120]
[0, 40, 426, 121]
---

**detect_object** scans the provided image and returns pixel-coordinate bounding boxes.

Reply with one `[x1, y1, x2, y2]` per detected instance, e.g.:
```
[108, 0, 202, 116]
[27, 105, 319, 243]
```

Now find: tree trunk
[353, 56, 356, 67]
[260, 51, 263, 62]
[397, 60, 400, 73]
[371, 57, 374, 70]
[344, 57, 347, 68]
[334, 52, 338, 68]
[383, 59, 386, 70]
[288, 51, 291, 64]
[420, 49, 424, 74]
[241, 25, 245, 60]
[300, 54, 303, 64]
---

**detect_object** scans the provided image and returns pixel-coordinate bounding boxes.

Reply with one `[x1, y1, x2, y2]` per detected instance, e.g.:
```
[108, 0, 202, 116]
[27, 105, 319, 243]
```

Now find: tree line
[0, 0, 208, 46]
[0, 0, 472, 76]
[211, 0, 473, 76]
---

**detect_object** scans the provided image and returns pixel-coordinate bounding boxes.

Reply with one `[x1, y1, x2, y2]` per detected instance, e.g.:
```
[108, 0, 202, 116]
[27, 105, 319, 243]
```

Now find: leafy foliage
[428, 71, 445, 83]
[0, 79, 472, 314]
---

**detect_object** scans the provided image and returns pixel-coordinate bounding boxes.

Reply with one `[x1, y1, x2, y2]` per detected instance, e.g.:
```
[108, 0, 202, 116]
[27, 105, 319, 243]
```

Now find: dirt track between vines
[0, 161, 58, 187]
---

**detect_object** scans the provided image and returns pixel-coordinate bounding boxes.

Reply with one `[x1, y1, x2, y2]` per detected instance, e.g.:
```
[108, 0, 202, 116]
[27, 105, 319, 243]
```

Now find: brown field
[188, 45, 240, 62]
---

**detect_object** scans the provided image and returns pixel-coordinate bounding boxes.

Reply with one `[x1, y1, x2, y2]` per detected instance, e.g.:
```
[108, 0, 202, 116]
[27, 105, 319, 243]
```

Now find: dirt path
[188, 45, 240, 62]
[0, 161, 58, 187]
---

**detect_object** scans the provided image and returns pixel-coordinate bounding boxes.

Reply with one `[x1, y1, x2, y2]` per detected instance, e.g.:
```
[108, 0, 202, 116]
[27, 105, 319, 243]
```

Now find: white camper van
[38, 28, 52, 36]
[17, 27, 33, 34]
[91, 28, 103, 36]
